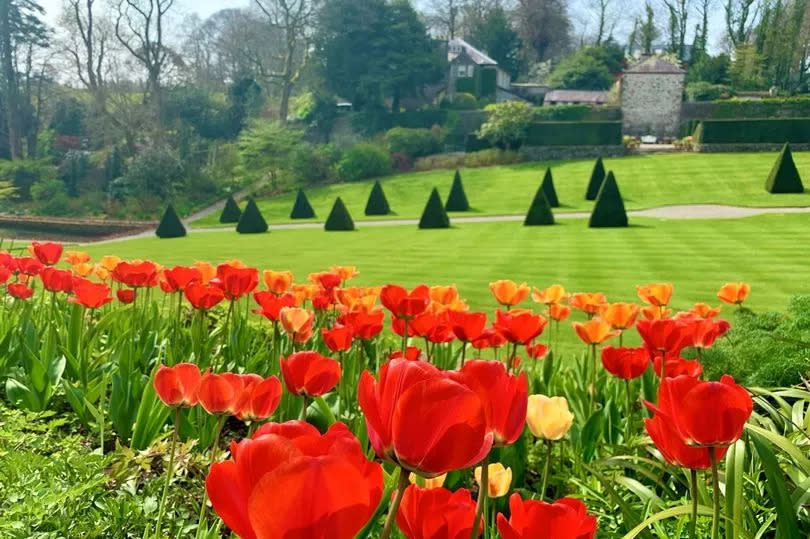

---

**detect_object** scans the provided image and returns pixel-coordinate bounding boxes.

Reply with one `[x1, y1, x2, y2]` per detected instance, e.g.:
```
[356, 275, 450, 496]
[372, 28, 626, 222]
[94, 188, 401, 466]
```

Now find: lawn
[193, 152, 810, 227]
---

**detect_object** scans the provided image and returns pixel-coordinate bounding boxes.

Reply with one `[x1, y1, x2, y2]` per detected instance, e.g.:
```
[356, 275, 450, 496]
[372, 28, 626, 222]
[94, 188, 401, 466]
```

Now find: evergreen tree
[365, 180, 391, 215]
[290, 189, 316, 219]
[155, 204, 186, 238]
[419, 187, 451, 229]
[219, 195, 242, 223]
[445, 170, 470, 211]
[585, 157, 606, 200]
[324, 197, 355, 231]
[765, 143, 804, 193]
[236, 197, 269, 233]
[589, 171, 628, 228]
[524, 184, 555, 226]
[541, 167, 560, 207]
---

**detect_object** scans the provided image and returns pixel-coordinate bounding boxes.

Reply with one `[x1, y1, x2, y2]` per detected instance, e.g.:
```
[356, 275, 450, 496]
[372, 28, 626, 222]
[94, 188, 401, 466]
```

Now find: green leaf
[5, 378, 40, 411]
[580, 409, 604, 463]
[724, 440, 745, 539]
[130, 369, 171, 450]
[746, 424, 810, 474]
[621, 504, 714, 539]
[751, 432, 801, 539]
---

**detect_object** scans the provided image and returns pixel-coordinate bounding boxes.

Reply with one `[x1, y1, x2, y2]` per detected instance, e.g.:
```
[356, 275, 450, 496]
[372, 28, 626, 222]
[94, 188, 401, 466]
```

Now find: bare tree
[661, 0, 690, 60]
[586, 0, 623, 45]
[425, 0, 466, 38]
[725, 0, 762, 48]
[253, 0, 316, 123]
[693, 0, 712, 56]
[514, 0, 571, 62]
[61, 0, 110, 109]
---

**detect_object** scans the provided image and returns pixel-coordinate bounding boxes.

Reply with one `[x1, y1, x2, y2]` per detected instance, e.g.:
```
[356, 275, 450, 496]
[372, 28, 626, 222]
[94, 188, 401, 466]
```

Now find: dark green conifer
[219, 195, 242, 223]
[589, 171, 628, 228]
[365, 180, 391, 215]
[290, 189, 316, 219]
[324, 197, 355, 231]
[236, 197, 269, 233]
[585, 157, 606, 200]
[524, 184, 555, 226]
[541, 167, 560, 207]
[445, 169, 470, 211]
[419, 188, 451, 229]
[155, 204, 186, 238]
[765, 143, 804, 193]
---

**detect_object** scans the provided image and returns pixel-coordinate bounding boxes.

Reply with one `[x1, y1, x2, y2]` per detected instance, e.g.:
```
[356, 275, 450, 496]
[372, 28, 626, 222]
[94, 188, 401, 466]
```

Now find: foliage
[288, 143, 340, 186]
[585, 157, 606, 201]
[524, 182, 554, 226]
[546, 45, 620, 90]
[441, 93, 478, 110]
[116, 147, 184, 201]
[695, 118, 810, 145]
[686, 82, 734, 102]
[533, 105, 621, 122]
[466, 4, 522, 77]
[365, 180, 391, 216]
[293, 91, 338, 143]
[219, 195, 242, 224]
[337, 144, 392, 182]
[729, 44, 764, 91]
[236, 197, 269, 234]
[104, 147, 124, 187]
[589, 171, 628, 228]
[324, 197, 355, 231]
[237, 120, 304, 185]
[477, 101, 533, 150]
[418, 187, 450, 229]
[445, 170, 470, 212]
[49, 98, 87, 137]
[765, 143, 804, 194]
[707, 97, 810, 119]
[290, 189, 317, 219]
[383, 127, 442, 159]
[155, 204, 187, 238]
[541, 167, 559, 207]
[30, 177, 70, 216]
[0, 159, 58, 201]
[687, 53, 730, 85]
[413, 149, 524, 171]
[61, 150, 90, 197]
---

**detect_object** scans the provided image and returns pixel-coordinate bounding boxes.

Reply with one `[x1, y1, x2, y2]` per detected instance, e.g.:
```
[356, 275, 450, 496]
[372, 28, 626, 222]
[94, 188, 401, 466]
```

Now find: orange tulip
[687, 303, 722, 319]
[489, 280, 530, 307]
[279, 307, 315, 343]
[98, 255, 122, 272]
[429, 284, 459, 305]
[568, 293, 607, 315]
[194, 261, 217, 284]
[717, 282, 750, 306]
[64, 250, 91, 265]
[532, 284, 566, 305]
[330, 265, 359, 283]
[291, 283, 319, 303]
[573, 318, 620, 345]
[221, 258, 246, 268]
[600, 302, 640, 330]
[637, 283, 674, 307]
[641, 305, 672, 320]
[72, 262, 94, 277]
[547, 303, 571, 322]
[93, 264, 111, 281]
[263, 270, 294, 294]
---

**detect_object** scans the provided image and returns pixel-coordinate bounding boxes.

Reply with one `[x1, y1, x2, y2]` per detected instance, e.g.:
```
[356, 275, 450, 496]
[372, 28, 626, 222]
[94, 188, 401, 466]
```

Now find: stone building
[620, 56, 686, 138]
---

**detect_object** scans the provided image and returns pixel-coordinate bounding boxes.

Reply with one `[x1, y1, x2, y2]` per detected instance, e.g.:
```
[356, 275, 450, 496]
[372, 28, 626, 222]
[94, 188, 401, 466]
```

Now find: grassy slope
[194, 152, 810, 227]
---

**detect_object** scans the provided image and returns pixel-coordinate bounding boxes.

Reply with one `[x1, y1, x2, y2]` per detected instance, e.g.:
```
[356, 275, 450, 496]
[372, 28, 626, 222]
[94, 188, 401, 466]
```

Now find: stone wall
[520, 145, 627, 161]
[696, 142, 810, 153]
[621, 73, 685, 138]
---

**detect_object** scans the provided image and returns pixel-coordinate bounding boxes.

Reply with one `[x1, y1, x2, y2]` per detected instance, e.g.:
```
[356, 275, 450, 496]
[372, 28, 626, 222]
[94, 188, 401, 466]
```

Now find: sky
[39, 0, 249, 26]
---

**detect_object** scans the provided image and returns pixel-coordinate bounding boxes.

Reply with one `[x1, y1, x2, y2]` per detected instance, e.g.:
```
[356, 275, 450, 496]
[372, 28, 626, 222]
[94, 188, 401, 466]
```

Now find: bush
[445, 170, 470, 211]
[155, 204, 187, 238]
[533, 105, 622, 122]
[412, 149, 523, 171]
[708, 97, 810, 119]
[219, 195, 242, 223]
[236, 198, 269, 234]
[541, 168, 559, 207]
[337, 144, 392, 181]
[765, 143, 804, 193]
[546, 48, 615, 90]
[0, 159, 58, 201]
[365, 180, 391, 215]
[324, 197, 355, 231]
[30, 178, 71, 216]
[585, 157, 606, 201]
[694, 118, 810, 144]
[49, 98, 87, 137]
[525, 122, 622, 146]
[238, 120, 303, 184]
[419, 187, 450, 229]
[524, 183, 554, 226]
[441, 93, 478, 110]
[477, 101, 534, 150]
[686, 82, 734, 102]
[290, 189, 316, 219]
[288, 143, 340, 185]
[120, 147, 184, 200]
[589, 171, 628, 228]
[383, 128, 442, 159]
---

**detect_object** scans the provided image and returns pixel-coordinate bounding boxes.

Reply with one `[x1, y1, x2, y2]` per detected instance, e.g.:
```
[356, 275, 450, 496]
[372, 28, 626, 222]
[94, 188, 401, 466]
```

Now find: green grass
[193, 152, 810, 227]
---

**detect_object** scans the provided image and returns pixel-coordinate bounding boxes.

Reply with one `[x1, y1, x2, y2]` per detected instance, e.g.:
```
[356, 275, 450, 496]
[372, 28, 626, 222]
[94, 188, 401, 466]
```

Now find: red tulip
[185, 282, 225, 310]
[449, 311, 488, 343]
[69, 280, 113, 309]
[494, 309, 547, 345]
[117, 288, 136, 304]
[452, 360, 528, 447]
[322, 325, 354, 353]
[14, 256, 43, 276]
[311, 289, 334, 311]
[154, 363, 202, 407]
[682, 318, 731, 349]
[280, 351, 341, 397]
[392, 316, 418, 337]
[636, 318, 689, 356]
[252, 291, 295, 321]
[497, 493, 597, 539]
[601, 346, 650, 380]
[397, 485, 480, 539]
[7, 282, 34, 300]
[525, 343, 549, 360]
[644, 402, 728, 469]
[198, 372, 245, 415]
[657, 374, 753, 447]
[311, 271, 341, 290]
[216, 264, 259, 300]
[0, 265, 10, 284]
[471, 328, 507, 349]
[161, 265, 202, 293]
[235, 375, 283, 421]
[40, 267, 73, 293]
[0, 251, 14, 269]
[112, 260, 159, 288]
[381, 284, 430, 319]
[340, 310, 385, 340]
[390, 346, 425, 361]
[409, 312, 455, 344]
[652, 354, 703, 378]
[31, 241, 62, 266]
[206, 421, 383, 539]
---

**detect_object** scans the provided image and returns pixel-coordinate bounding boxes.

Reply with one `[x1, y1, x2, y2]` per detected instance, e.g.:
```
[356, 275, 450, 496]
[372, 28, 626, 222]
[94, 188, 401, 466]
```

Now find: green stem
[220, 300, 234, 368]
[155, 407, 180, 538]
[589, 344, 597, 412]
[299, 396, 309, 421]
[197, 416, 226, 538]
[625, 378, 633, 444]
[471, 452, 489, 538]
[380, 468, 409, 539]
[659, 349, 666, 380]
[709, 446, 721, 539]
[460, 341, 467, 367]
[401, 318, 409, 355]
[540, 440, 553, 501]
[690, 468, 698, 539]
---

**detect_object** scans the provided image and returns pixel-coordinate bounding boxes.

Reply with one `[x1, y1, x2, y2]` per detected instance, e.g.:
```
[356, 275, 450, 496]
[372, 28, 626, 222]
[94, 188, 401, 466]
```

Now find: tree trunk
[1, 0, 22, 160]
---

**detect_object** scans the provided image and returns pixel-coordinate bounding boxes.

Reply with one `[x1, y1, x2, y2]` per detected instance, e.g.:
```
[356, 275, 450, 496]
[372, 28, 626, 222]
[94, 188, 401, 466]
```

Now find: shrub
[445, 170, 470, 211]
[585, 157, 606, 201]
[524, 183, 555, 226]
[0, 159, 58, 201]
[541, 168, 559, 207]
[288, 143, 340, 185]
[441, 93, 478, 110]
[464, 149, 523, 168]
[120, 147, 184, 200]
[219, 195, 242, 223]
[524, 122, 622, 146]
[155, 204, 187, 239]
[477, 101, 533, 150]
[383, 127, 442, 159]
[337, 144, 393, 181]
[546, 47, 615, 90]
[324, 197, 355, 231]
[685, 82, 734, 102]
[236, 198, 269, 234]
[49, 98, 87, 137]
[30, 178, 70, 216]
[290, 189, 316, 219]
[765, 143, 804, 194]
[533, 105, 622, 122]
[694, 118, 810, 144]
[589, 171, 628, 228]
[365, 180, 391, 215]
[419, 188, 450, 229]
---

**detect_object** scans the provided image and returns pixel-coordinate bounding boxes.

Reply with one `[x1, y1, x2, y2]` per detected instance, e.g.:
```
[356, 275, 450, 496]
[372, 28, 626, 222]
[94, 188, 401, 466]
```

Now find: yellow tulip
[526, 395, 574, 440]
[474, 463, 512, 498]
[99, 255, 122, 272]
[408, 472, 446, 489]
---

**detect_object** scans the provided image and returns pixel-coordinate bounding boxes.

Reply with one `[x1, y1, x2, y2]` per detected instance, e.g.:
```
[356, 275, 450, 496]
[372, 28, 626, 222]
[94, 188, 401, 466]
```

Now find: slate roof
[624, 56, 686, 75]
[448, 38, 497, 66]
[544, 90, 608, 103]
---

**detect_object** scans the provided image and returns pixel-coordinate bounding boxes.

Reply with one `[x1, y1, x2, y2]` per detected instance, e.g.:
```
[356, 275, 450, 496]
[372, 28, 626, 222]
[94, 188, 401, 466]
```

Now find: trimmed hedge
[337, 144, 393, 181]
[236, 198, 269, 234]
[524, 184, 555, 226]
[585, 157, 606, 201]
[219, 196, 242, 223]
[384, 127, 442, 158]
[533, 106, 622, 122]
[324, 197, 355, 231]
[365, 180, 391, 215]
[155, 204, 186, 239]
[419, 188, 451, 229]
[445, 170, 470, 211]
[710, 97, 810, 119]
[525, 122, 622, 146]
[766, 143, 804, 193]
[541, 168, 560, 207]
[290, 189, 316, 219]
[694, 118, 810, 144]
[589, 171, 628, 228]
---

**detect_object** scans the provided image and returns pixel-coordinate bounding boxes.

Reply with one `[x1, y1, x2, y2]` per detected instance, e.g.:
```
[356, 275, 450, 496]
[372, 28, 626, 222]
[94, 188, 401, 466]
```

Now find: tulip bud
[527, 395, 574, 440]
[474, 462, 512, 498]
[409, 472, 447, 489]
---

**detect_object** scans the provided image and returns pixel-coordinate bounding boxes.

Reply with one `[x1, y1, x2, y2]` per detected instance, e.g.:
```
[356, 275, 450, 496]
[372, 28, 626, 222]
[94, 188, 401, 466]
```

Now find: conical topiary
[155, 204, 186, 238]
[365, 180, 391, 215]
[324, 197, 355, 231]
[585, 157, 606, 200]
[290, 189, 316, 219]
[419, 187, 451, 229]
[589, 171, 628, 228]
[445, 170, 470, 211]
[541, 167, 560, 207]
[219, 195, 242, 223]
[765, 143, 804, 193]
[524, 184, 555, 226]
[236, 197, 269, 233]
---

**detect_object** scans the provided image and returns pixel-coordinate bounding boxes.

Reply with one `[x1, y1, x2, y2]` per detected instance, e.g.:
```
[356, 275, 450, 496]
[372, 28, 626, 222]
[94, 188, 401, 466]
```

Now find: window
[456, 65, 473, 78]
